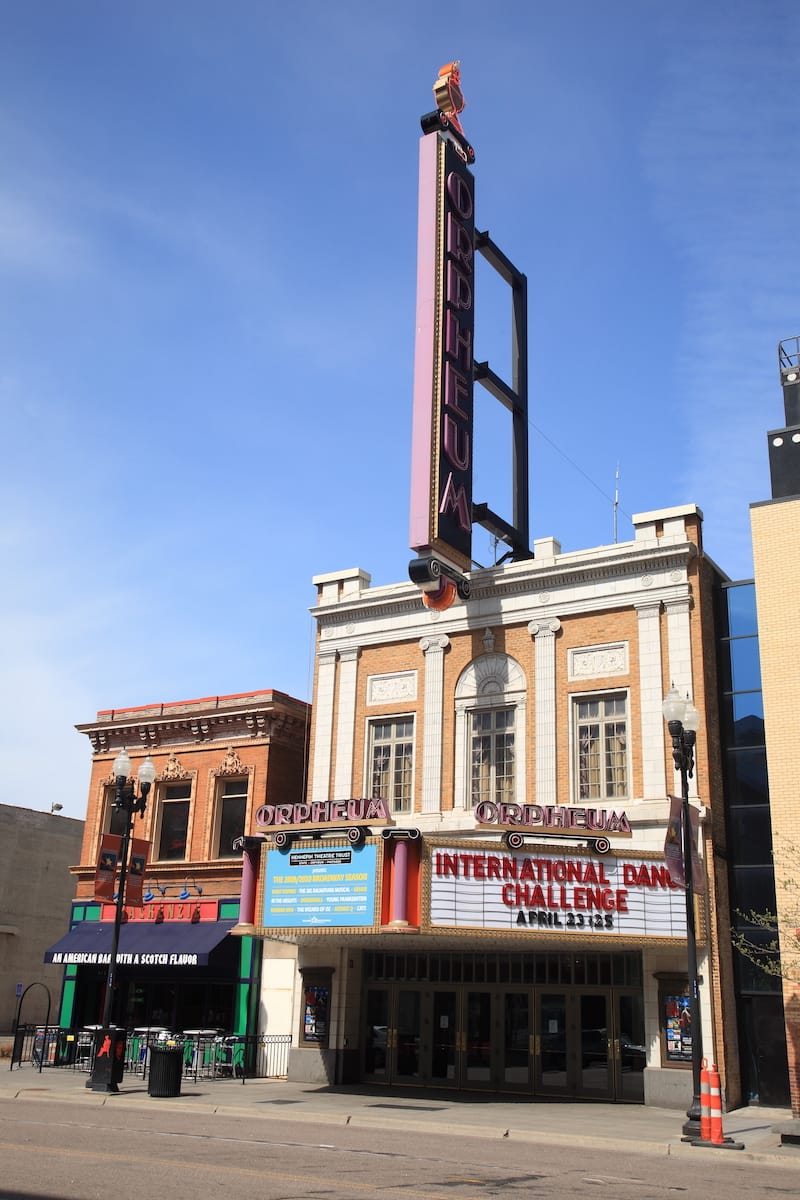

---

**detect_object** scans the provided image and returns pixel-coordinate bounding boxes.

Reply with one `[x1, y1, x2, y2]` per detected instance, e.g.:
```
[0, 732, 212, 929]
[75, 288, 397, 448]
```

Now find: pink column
[239, 844, 259, 926]
[390, 838, 409, 927]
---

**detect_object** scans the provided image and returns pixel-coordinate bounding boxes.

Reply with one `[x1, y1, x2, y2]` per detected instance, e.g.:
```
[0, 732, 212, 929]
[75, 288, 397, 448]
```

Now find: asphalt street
[0, 1089, 799, 1200]
[0, 1059, 797, 1166]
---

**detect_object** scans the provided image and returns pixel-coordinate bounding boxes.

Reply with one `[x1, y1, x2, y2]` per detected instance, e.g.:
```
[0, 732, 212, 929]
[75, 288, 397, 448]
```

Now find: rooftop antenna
[613, 463, 620, 544]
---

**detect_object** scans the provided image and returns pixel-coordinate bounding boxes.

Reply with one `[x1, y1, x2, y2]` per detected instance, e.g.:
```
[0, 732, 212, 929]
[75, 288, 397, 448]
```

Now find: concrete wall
[0, 804, 84, 1032]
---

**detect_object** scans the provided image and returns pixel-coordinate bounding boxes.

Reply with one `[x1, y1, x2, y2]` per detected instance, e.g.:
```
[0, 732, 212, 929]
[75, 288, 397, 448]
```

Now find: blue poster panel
[263, 844, 378, 929]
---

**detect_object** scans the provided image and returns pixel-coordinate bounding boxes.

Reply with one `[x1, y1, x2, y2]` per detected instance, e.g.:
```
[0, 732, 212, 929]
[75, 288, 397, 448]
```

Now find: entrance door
[463, 990, 493, 1088]
[363, 987, 390, 1081]
[537, 992, 569, 1094]
[363, 987, 422, 1084]
[430, 989, 458, 1086]
[365, 983, 639, 1101]
[502, 990, 532, 1091]
[615, 991, 646, 1103]
[578, 992, 611, 1098]
[428, 989, 495, 1089]
[535, 990, 614, 1099]
[394, 989, 422, 1083]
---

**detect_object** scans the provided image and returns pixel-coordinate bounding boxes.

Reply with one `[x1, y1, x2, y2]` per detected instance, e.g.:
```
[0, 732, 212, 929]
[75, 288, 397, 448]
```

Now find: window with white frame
[214, 778, 248, 858]
[453, 652, 527, 812]
[574, 694, 628, 801]
[155, 781, 191, 860]
[470, 707, 515, 806]
[369, 717, 413, 813]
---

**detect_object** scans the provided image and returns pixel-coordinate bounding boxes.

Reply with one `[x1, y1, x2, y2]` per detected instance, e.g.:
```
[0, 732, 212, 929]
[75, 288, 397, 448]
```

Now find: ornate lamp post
[662, 686, 704, 1140]
[87, 748, 156, 1093]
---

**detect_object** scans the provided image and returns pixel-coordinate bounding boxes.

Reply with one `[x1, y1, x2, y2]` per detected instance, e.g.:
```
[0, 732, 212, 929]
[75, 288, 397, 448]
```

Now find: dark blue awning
[43, 920, 236, 968]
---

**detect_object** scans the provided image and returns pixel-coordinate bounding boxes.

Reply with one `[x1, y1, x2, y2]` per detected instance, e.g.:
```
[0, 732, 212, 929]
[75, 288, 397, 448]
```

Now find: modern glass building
[716, 580, 789, 1106]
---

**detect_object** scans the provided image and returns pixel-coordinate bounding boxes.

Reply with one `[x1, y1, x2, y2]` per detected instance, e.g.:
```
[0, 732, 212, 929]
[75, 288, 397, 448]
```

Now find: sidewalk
[1, 1061, 798, 1168]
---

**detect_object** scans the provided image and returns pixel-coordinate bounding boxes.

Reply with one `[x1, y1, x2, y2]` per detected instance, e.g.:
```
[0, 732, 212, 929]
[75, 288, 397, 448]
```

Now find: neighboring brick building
[47, 690, 309, 1036]
[751, 339, 800, 1116]
[0, 804, 84, 1033]
[248, 505, 741, 1108]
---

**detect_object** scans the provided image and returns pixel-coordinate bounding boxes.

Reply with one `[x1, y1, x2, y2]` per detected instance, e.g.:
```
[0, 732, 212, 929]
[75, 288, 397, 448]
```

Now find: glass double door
[363, 984, 645, 1101]
[363, 985, 498, 1089]
[535, 990, 644, 1101]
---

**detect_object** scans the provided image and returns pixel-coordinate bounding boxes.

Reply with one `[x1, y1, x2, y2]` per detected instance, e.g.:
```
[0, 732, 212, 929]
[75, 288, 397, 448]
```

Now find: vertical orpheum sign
[409, 65, 530, 610]
[409, 98, 476, 587]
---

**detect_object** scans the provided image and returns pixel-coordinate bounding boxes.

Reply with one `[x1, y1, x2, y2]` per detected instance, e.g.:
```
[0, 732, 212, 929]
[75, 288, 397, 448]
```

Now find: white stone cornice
[313, 572, 696, 655]
[81, 707, 309, 752]
[309, 533, 700, 664]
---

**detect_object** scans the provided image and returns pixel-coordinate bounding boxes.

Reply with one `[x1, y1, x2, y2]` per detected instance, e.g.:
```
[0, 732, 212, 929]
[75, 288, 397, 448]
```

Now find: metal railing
[9, 1025, 292, 1082]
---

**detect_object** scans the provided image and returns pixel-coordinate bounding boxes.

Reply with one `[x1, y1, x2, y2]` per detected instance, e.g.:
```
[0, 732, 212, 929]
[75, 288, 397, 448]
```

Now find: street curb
[1, 1086, 797, 1167]
[665, 1140, 800, 1170]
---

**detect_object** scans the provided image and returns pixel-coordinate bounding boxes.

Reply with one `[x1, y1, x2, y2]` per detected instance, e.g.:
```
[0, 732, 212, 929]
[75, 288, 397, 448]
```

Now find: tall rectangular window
[369, 718, 414, 813]
[470, 708, 514, 806]
[156, 782, 191, 860]
[103, 787, 128, 838]
[575, 695, 627, 801]
[215, 778, 248, 858]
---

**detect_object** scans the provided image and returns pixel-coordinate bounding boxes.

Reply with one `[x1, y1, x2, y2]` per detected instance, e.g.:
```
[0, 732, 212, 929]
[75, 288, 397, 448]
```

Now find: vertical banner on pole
[94, 834, 122, 902]
[127, 839, 150, 908]
[664, 795, 685, 887]
[664, 796, 705, 895]
[688, 807, 705, 894]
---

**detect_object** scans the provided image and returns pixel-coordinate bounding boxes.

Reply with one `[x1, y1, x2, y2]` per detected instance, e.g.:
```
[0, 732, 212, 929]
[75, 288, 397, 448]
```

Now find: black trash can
[147, 1046, 183, 1097]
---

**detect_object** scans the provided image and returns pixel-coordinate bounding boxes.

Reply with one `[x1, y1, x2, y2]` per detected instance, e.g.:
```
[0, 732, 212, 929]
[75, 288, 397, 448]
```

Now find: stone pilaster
[419, 635, 450, 814]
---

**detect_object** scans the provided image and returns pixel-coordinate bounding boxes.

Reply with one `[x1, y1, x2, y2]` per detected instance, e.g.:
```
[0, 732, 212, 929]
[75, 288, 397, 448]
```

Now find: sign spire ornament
[432, 61, 467, 138]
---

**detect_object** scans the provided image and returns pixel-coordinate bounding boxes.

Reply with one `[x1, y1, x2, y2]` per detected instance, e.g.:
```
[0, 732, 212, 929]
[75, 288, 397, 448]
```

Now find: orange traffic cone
[691, 1062, 744, 1150]
[708, 1061, 724, 1144]
[699, 1058, 711, 1142]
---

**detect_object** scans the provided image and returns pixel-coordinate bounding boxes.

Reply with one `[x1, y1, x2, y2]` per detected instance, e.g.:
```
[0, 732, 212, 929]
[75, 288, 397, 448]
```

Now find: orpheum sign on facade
[255, 797, 393, 831]
[409, 128, 476, 572]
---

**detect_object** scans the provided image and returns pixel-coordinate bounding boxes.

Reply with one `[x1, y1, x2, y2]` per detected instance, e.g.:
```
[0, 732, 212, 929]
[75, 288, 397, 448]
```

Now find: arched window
[453, 653, 527, 810]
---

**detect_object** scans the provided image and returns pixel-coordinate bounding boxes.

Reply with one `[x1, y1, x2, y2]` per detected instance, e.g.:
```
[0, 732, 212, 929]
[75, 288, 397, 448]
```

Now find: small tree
[731, 911, 793, 980]
[732, 834, 800, 983]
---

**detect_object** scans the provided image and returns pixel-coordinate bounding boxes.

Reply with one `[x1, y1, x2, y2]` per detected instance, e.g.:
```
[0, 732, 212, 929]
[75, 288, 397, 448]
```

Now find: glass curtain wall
[717, 581, 789, 1106]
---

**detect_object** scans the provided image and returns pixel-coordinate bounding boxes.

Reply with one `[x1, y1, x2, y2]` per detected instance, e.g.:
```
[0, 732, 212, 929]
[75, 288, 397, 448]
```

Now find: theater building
[249, 504, 740, 1108]
[47, 689, 309, 1039]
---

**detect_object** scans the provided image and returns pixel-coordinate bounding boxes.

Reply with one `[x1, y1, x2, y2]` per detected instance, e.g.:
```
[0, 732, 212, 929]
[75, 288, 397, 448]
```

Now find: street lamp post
[662, 686, 703, 1140]
[87, 748, 156, 1093]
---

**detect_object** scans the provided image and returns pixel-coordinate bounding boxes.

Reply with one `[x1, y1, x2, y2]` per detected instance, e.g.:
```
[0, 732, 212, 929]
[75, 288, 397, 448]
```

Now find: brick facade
[74, 690, 310, 905]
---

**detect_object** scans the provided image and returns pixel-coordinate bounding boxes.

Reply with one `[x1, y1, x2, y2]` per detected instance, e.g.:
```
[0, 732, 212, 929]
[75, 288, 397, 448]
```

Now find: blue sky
[2, 2, 797, 817]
